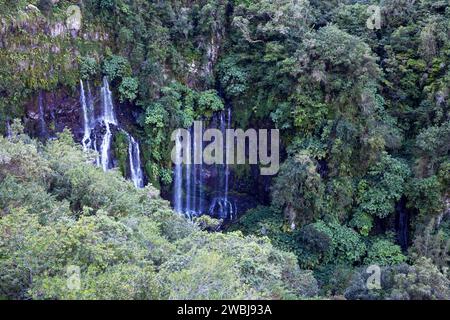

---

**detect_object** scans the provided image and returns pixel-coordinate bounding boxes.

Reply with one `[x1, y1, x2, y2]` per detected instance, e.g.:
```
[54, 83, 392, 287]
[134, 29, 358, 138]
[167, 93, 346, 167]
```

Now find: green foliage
[118, 77, 138, 102]
[407, 176, 444, 217]
[30, 264, 158, 300]
[217, 57, 249, 97]
[410, 218, 450, 271]
[79, 57, 99, 80]
[195, 215, 222, 232]
[356, 153, 410, 219]
[113, 131, 129, 176]
[156, 249, 246, 300]
[345, 258, 450, 300]
[103, 55, 132, 81]
[415, 121, 450, 176]
[197, 90, 224, 117]
[365, 239, 407, 266]
[169, 231, 319, 299]
[228, 206, 302, 259]
[299, 220, 366, 268]
[350, 211, 373, 237]
[272, 152, 324, 226]
[0, 131, 316, 300]
[1, 0, 449, 300]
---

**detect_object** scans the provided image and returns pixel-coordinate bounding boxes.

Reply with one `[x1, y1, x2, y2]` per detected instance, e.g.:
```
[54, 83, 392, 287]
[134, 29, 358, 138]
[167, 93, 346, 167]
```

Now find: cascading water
[6, 119, 12, 138]
[99, 77, 118, 172]
[128, 134, 144, 188]
[79, 77, 145, 187]
[172, 125, 204, 220]
[80, 80, 93, 151]
[38, 91, 47, 138]
[86, 81, 101, 166]
[80, 79, 101, 165]
[185, 131, 192, 215]
[172, 107, 236, 221]
[173, 130, 183, 214]
[100, 123, 113, 171]
[396, 197, 409, 251]
[224, 107, 231, 201]
[198, 125, 204, 214]
[192, 126, 198, 215]
[101, 77, 118, 125]
[208, 107, 235, 220]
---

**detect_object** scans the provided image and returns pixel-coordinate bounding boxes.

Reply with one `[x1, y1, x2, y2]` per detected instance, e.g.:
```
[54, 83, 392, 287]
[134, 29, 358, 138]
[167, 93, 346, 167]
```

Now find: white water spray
[99, 77, 118, 172]
[80, 80, 92, 151]
[128, 134, 144, 188]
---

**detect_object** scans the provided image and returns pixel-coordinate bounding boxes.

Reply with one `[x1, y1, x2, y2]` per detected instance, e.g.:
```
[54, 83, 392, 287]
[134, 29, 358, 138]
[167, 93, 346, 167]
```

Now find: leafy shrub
[357, 153, 410, 219]
[345, 258, 450, 300]
[118, 77, 138, 102]
[79, 57, 98, 80]
[197, 90, 224, 117]
[364, 239, 407, 266]
[103, 55, 132, 81]
[299, 221, 366, 266]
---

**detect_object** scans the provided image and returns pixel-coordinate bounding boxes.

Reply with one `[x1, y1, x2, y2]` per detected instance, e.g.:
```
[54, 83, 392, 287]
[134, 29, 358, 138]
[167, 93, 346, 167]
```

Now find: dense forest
[0, 0, 449, 300]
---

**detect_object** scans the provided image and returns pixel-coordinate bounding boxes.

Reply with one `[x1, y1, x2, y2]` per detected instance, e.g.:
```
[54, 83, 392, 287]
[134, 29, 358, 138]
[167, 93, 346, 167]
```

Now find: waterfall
[192, 127, 198, 214]
[185, 127, 192, 215]
[92, 134, 100, 167]
[224, 107, 231, 202]
[101, 77, 118, 126]
[185, 152, 192, 213]
[173, 130, 183, 214]
[99, 77, 118, 172]
[396, 197, 409, 251]
[86, 81, 100, 166]
[80, 79, 100, 165]
[79, 77, 145, 186]
[100, 123, 112, 171]
[80, 80, 93, 151]
[128, 134, 144, 188]
[171, 107, 237, 221]
[6, 119, 12, 138]
[38, 91, 47, 138]
[198, 124, 205, 215]
[206, 107, 235, 220]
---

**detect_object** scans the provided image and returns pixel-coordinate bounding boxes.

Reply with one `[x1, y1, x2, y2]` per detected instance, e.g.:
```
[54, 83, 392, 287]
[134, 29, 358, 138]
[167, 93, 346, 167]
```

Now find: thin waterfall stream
[127, 133, 144, 188]
[173, 130, 183, 213]
[38, 91, 47, 138]
[172, 107, 236, 221]
[6, 119, 12, 138]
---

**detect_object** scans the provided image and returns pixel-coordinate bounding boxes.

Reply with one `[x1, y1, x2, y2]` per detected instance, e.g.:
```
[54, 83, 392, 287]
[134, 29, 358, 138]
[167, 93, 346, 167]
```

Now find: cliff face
[1, 0, 450, 299]
[1, 1, 227, 136]
[0, 2, 110, 134]
[0, 1, 264, 219]
[24, 87, 82, 141]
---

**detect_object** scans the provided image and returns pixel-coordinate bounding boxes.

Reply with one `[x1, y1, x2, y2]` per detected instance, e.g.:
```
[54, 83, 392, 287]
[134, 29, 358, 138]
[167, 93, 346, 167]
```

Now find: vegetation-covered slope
[0, 123, 319, 300]
[0, 0, 449, 299]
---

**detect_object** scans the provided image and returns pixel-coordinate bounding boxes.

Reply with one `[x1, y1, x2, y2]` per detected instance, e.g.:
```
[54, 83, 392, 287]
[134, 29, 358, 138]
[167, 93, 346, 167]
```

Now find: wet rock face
[23, 84, 136, 142]
[25, 88, 84, 141]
